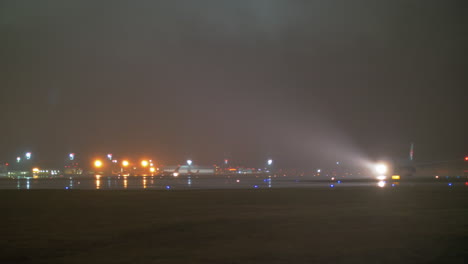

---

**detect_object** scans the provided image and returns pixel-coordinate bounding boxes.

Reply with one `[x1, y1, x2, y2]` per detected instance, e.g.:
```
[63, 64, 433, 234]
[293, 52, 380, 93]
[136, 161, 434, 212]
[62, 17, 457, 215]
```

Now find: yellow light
[391, 175, 400, 180]
[149, 167, 155, 172]
[122, 160, 129, 167]
[94, 160, 103, 168]
[141, 160, 149, 167]
[32, 167, 39, 173]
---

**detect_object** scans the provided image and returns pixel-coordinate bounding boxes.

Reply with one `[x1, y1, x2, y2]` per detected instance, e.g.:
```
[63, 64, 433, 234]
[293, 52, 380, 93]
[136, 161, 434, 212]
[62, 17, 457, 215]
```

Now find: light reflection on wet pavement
[0, 175, 463, 190]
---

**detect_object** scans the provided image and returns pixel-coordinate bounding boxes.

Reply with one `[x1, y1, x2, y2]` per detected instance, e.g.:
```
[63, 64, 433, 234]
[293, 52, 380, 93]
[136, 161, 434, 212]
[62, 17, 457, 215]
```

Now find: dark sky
[1, 0, 466, 168]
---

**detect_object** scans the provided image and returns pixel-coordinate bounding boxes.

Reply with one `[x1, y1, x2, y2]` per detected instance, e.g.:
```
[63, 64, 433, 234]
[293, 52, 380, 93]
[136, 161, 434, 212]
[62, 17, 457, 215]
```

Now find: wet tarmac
[0, 175, 465, 190]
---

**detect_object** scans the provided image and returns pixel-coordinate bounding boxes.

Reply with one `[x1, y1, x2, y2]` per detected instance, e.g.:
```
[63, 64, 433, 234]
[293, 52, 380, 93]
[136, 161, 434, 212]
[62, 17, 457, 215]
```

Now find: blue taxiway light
[253, 185, 259, 189]
[330, 184, 335, 188]
[448, 183, 453, 186]
[166, 186, 171, 189]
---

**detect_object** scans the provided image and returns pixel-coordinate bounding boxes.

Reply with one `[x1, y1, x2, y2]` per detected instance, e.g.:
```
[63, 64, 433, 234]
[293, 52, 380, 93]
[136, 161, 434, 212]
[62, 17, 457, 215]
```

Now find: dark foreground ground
[2, 186, 468, 264]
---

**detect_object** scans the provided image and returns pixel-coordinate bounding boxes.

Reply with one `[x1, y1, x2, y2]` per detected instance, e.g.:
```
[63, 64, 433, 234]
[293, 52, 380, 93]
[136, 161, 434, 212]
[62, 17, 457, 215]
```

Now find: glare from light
[25, 152, 32, 160]
[391, 175, 400, 180]
[375, 163, 388, 174]
[173, 172, 179, 177]
[141, 160, 149, 167]
[376, 175, 387, 181]
[267, 159, 273, 166]
[16, 157, 21, 163]
[187, 159, 192, 166]
[317, 169, 321, 173]
[69, 153, 75, 160]
[107, 153, 112, 160]
[149, 167, 155, 173]
[378, 181, 386, 187]
[94, 160, 103, 168]
[32, 168, 39, 173]
[122, 160, 129, 167]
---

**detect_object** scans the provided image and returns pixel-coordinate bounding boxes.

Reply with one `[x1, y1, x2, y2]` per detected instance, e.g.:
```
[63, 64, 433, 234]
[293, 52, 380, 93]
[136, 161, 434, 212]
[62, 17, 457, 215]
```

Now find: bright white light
[173, 172, 179, 177]
[107, 154, 112, 160]
[25, 152, 32, 160]
[187, 160, 192, 166]
[16, 157, 21, 163]
[69, 153, 75, 160]
[378, 181, 386, 188]
[376, 175, 387, 181]
[224, 159, 228, 165]
[267, 159, 273, 166]
[375, 163, 388, 174]
[317, 169, 321, 173]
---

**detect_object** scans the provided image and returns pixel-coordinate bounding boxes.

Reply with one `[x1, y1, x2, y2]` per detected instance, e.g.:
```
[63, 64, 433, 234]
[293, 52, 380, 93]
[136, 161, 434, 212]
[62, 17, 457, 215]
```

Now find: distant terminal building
[161, 165, 215, 175]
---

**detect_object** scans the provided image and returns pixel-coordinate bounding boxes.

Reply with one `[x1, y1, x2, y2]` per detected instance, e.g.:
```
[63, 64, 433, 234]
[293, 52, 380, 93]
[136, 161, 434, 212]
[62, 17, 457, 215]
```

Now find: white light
[378, 181, 386, 188]
[187, 160, 192, 166]
[317, 169, 321, 173]
[25, 152, 32, 160]
[375, 163, 388, 174]
[69, 153, 75, 160]
[16, 157, 21, 163]
[107, 154, 112, 160]
[267, 159, 273, 166]
[173, 172, 179, 177]
[376, 175, 387, 181]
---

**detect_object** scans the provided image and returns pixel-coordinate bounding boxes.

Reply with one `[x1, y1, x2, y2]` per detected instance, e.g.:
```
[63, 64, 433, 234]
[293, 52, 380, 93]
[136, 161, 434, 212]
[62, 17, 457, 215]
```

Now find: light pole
[187, 159, 192, 174]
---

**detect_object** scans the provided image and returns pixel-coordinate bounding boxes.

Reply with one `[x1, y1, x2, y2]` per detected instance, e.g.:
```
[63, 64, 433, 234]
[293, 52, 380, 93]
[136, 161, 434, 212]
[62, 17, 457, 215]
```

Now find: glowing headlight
[173, 172, 179, 177]
[375, 163, 388, 174]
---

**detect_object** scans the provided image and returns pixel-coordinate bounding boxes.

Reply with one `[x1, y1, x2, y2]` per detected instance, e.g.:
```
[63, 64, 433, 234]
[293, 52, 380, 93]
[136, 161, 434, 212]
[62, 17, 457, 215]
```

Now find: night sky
[1, 1, 466, 168]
